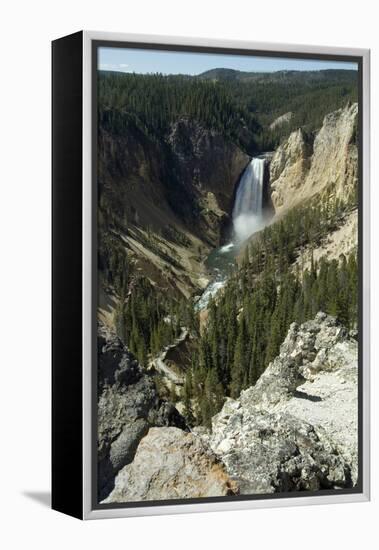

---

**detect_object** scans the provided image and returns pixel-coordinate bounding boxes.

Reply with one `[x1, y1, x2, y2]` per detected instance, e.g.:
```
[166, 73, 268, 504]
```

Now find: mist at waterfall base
[196, 157, 266, 310]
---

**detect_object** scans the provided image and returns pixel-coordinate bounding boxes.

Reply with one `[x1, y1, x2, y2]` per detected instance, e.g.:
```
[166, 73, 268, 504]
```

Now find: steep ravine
[98, 117, 250, 307]
[98, 102, 359, 318]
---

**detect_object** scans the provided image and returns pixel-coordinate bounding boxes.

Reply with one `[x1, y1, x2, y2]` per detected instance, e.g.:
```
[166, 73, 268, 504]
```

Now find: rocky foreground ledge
[97, 323, 188, 501]
[202, 312, 358, 494]
[100, 313, 358, 503]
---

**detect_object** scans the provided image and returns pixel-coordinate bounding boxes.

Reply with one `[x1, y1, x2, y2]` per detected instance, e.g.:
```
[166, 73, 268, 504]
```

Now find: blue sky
[98, 46, 358, 75]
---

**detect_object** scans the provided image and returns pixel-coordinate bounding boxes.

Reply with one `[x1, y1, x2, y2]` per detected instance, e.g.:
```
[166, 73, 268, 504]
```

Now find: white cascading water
[232, 157, 265, 242]
[196, 157, 266, 309]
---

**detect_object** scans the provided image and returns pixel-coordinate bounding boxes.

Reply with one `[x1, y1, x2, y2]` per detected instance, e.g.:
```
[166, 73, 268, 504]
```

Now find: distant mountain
[198, 68, 358, 84]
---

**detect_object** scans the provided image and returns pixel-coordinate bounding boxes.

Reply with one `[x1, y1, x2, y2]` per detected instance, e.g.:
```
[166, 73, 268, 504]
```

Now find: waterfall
[232, 157, 265, 242]
[196, 157, 266, 310]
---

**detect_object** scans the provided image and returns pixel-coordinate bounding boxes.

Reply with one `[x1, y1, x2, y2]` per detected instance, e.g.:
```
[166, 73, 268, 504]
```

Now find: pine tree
[182, 370, 195, 426]
[265, 308, 282, 365]
[230, 316, 248, 398]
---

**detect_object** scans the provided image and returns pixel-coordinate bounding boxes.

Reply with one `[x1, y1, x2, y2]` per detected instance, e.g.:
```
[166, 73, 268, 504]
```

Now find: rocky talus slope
[269, 103, 358, 213]
[204, 312, 358, 494]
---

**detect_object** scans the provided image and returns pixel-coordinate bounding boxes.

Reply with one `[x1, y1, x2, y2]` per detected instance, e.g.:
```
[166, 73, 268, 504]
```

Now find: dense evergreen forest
[182, 251, 358, 428]
[98, 68, 357, 151]
[98, 71, 259, 151]
[200, 69, 358, 149]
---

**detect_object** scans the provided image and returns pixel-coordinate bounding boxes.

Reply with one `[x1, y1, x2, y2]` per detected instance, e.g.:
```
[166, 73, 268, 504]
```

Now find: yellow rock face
[269, 103, 358, 214]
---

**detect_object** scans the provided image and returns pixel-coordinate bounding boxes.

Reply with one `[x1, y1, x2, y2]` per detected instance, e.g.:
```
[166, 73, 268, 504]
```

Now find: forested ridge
[98, 71, 259, 151]
[98, 68, 357, 151]
[206, 69, 357, 149]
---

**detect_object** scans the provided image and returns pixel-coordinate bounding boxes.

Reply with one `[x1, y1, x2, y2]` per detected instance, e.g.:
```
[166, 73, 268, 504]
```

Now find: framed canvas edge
[81, 31, 371, 520]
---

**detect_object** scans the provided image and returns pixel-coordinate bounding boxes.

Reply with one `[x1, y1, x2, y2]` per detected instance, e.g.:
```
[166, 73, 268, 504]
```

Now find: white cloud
[99, 62, 132, 73]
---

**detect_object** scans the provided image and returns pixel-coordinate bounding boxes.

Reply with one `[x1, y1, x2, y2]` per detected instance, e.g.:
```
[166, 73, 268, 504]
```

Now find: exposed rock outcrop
[103, 427, 239, 503]
[269, 111, 293, 130]
[205, 313, 358, 494]
[167, 118, 249, 224]
[269, 128, 313, 209]
[306, 103, 358, 199]
[97, 323, 187, 501]
[269, 103, 358, 212]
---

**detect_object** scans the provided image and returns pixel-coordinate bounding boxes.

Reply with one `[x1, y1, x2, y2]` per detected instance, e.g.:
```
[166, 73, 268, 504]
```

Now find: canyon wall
[98, 117, 249, 303]
[269, 103, 358, 213]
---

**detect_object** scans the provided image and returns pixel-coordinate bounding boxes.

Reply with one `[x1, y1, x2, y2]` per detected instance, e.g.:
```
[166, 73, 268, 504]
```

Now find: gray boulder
[103, 427, 239, 503]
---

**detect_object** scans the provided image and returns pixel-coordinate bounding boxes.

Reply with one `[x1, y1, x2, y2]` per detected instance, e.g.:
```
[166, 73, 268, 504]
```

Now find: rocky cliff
[269, 103, 358, 213]
[205, 312, 358, 494]
[97, 323, 187, 501]
[98, 321, 238, 504]
[99, 313, 358, 502]
[167, 118, 249, 225]
[269, 111, 293, 130]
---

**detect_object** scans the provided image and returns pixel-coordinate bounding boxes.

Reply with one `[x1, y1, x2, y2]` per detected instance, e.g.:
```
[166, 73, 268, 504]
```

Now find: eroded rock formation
[269, 103, 358, 212]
